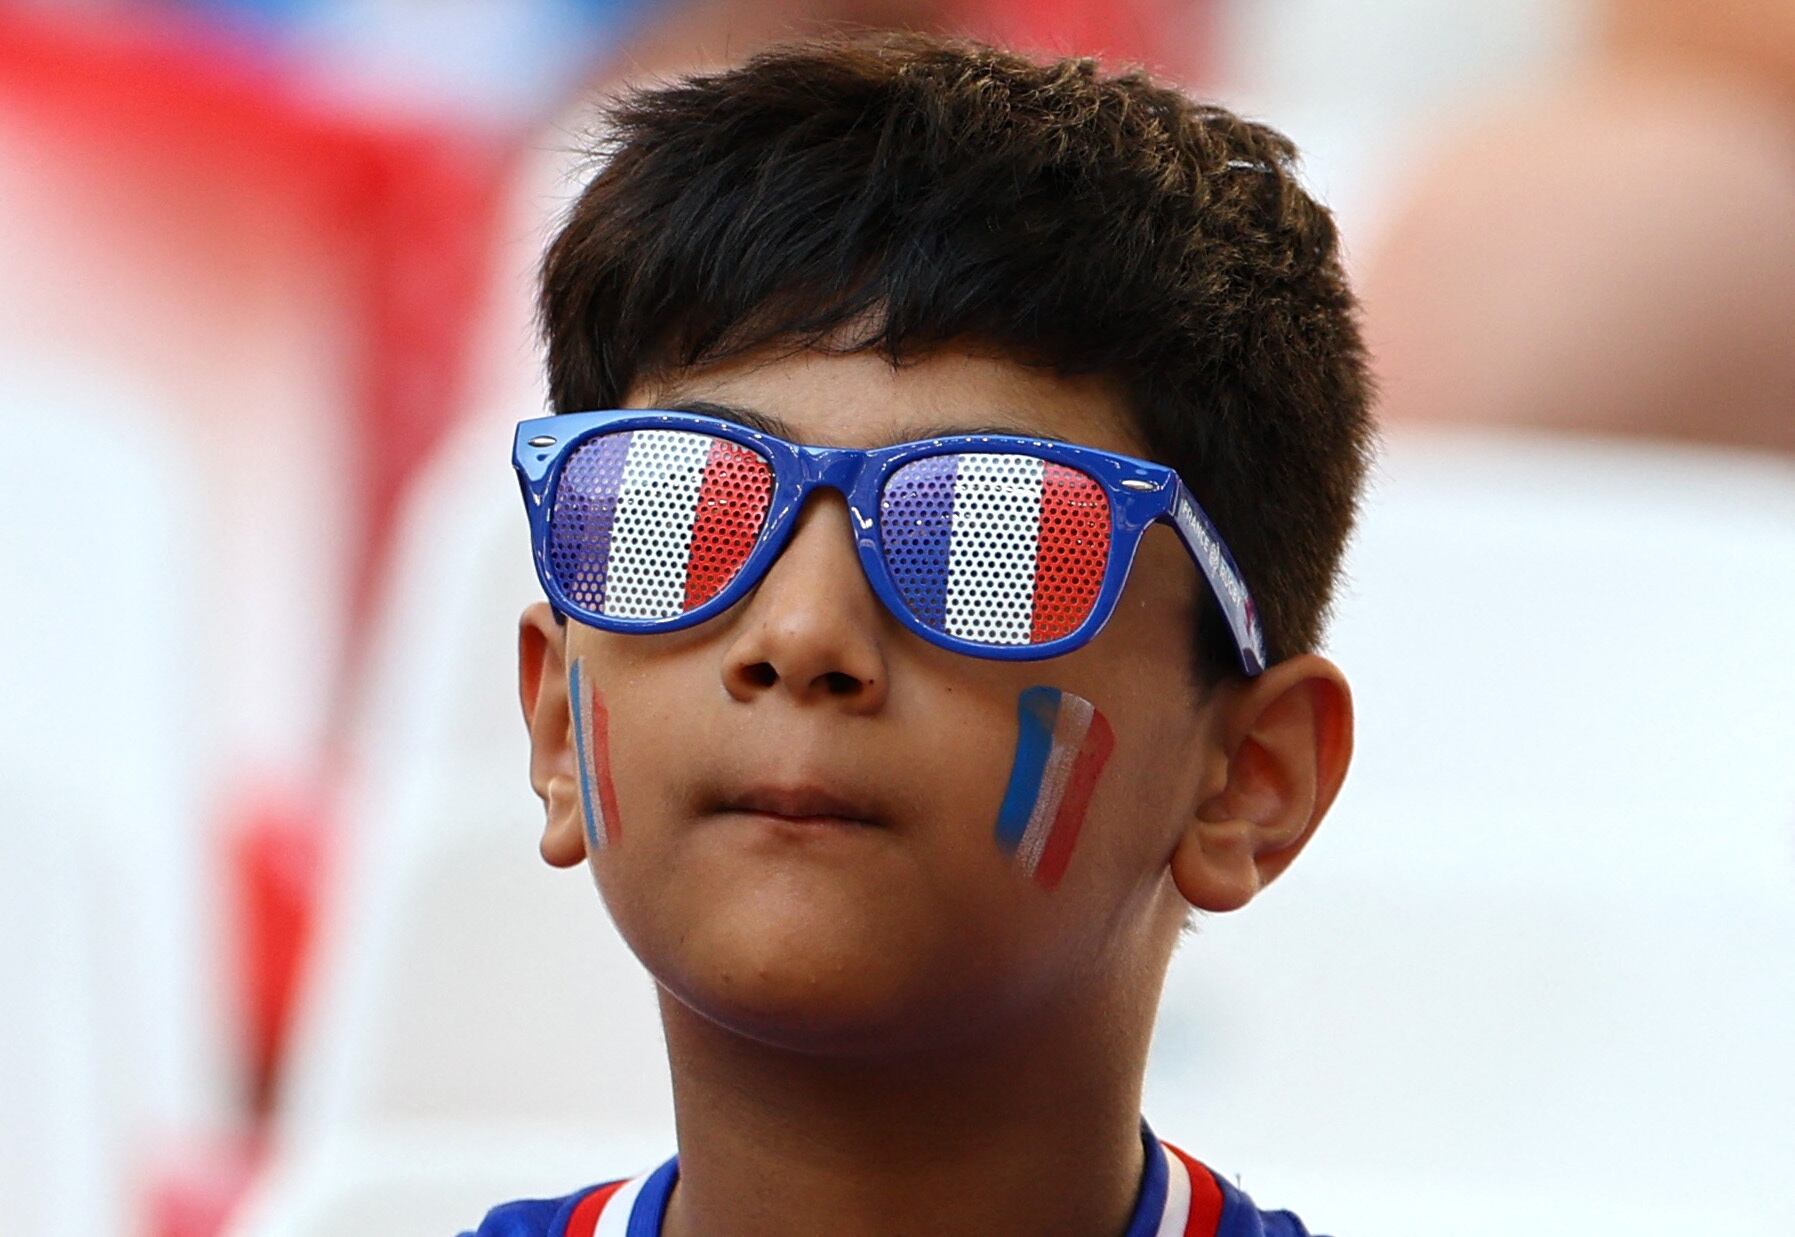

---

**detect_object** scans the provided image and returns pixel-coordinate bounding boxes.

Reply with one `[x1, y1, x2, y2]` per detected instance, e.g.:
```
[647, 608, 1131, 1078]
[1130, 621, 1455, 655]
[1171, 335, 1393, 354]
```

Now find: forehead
[625, 344, 1149, 457]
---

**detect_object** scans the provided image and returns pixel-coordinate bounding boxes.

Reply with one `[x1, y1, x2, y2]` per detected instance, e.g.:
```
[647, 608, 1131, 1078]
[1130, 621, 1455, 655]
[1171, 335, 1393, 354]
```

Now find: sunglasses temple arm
[513, 452, 569, 626]
[1164, 481, 1268, 676]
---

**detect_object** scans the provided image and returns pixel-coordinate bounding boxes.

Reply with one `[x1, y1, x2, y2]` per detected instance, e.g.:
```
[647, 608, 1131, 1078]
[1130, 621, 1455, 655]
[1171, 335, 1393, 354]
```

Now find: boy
[482, 32, 1368, 1237]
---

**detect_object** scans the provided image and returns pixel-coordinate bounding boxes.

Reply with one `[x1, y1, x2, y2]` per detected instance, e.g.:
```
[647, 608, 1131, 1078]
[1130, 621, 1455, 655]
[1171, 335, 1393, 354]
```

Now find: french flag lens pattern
[881, 453, 1111, 645]
[995, 686, 1116, 889]
[548, 430, 775, 619]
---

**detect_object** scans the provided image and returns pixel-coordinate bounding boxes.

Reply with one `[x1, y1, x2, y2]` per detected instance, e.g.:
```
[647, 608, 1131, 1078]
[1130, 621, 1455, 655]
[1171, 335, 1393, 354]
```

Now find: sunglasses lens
[880, 452, 1112, 647]
[547, 428, 775, 620]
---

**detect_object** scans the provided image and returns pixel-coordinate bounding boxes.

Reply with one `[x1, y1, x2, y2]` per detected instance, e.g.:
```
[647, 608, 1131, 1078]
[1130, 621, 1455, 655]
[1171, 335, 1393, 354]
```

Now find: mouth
[719, 784, 883, 829]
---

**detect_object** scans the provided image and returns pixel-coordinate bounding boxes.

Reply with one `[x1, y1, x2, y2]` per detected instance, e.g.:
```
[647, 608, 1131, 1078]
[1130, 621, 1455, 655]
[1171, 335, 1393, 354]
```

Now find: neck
[654, 980, 1161, 1237]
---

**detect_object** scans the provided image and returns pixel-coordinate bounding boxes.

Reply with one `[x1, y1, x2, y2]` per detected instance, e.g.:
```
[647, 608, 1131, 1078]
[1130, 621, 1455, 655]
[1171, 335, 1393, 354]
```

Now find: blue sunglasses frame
[514, 409, 1267, 675]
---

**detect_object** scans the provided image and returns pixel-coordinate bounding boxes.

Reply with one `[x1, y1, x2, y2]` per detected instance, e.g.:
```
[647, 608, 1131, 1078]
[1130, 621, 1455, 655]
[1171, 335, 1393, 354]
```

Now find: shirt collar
[604, 1118, 1191, 1236]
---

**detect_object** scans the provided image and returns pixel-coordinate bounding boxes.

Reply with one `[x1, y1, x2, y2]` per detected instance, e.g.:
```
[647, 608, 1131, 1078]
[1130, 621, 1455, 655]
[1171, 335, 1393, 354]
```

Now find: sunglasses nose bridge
[793, 444, 878, 540]
[795, 445, 864, 492]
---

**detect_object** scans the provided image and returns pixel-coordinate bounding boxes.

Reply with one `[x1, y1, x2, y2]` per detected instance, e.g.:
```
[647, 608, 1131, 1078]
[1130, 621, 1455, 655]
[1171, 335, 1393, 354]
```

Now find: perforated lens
[547, 428, 775, 620]
[880, 452, 1112, 646]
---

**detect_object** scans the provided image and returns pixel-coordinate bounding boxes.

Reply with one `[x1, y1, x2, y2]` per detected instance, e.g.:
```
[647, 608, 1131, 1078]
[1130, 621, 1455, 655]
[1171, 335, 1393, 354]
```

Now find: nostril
[821, 671, 860, 696]
[742, 662, 778, 688]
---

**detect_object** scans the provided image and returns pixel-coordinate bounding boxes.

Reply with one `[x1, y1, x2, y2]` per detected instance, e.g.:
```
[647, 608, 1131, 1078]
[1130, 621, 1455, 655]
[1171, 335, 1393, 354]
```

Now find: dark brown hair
[540, 33, 1374, 674]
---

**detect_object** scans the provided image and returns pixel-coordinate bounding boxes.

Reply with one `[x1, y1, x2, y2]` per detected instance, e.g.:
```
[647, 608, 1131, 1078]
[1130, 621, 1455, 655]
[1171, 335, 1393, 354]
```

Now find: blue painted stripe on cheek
[567, 658, 601, 851]
[994, 685, 1062, 851]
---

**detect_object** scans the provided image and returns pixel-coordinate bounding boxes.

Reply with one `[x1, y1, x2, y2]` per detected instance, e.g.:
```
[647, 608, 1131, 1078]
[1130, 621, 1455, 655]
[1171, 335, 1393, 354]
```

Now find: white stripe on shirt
[590, 1168, 653, 1237]
[1154, 1140, 1193, 1237]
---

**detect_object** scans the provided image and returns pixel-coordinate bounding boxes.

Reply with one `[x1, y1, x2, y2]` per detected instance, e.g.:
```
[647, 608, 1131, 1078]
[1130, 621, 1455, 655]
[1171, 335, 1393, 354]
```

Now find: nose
[720, 490, 889, 713]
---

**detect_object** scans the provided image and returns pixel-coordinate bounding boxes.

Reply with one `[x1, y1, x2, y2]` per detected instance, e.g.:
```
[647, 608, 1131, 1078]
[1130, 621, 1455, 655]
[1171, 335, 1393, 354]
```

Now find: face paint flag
[994, 686, 1116, 888]
[881, 453, 1111, 646]
[548, 428, 775, 621]
[568, 658, 622, 850]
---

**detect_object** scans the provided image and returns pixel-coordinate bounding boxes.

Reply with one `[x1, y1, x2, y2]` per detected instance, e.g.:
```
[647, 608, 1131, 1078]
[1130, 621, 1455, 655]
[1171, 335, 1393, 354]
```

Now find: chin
[649, 902, 965, 1056]
[607, 848, 1019, 1055]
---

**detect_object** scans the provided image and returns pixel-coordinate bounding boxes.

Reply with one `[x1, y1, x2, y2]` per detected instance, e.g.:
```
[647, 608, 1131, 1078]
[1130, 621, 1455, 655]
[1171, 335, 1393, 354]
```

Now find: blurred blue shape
[163, 0, 650, 121]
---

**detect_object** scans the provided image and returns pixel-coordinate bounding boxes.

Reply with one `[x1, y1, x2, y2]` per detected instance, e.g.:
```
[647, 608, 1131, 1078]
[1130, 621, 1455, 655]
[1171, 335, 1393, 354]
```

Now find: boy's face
[519, 344, 1340, 1056]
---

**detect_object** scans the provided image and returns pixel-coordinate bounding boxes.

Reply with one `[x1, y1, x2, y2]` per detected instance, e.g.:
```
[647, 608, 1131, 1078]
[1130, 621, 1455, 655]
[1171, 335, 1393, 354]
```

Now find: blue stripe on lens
[547, 430, 634, 613]
[880, 453, 960, 633]
[994, 686, 1062, 851]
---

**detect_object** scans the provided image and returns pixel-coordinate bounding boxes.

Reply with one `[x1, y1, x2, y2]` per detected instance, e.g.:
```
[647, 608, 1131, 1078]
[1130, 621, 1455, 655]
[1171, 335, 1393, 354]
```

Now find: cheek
[991, 686, 1115, 891]
[568, 657, 623, 850]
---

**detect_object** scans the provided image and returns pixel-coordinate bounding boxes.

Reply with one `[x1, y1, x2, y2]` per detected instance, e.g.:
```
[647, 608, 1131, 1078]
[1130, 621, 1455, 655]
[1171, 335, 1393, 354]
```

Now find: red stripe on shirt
[1163, 1142, 1227, 1236]
[563, 1178, 628, 1237]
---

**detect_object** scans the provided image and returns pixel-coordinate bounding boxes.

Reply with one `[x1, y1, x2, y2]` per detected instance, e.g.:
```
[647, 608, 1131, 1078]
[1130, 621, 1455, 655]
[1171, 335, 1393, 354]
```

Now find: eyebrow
[649, 396, 1065, 448]
[654, 398, 797, 440]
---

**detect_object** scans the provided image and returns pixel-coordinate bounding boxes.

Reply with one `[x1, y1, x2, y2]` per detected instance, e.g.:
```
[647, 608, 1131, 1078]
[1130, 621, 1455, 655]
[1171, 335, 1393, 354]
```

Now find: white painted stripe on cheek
[602, 429, 713, 619]
[1016, 692, 1091, 874]
[1155, 1141, 1192, 1237]
[945, 453, 1044, 644]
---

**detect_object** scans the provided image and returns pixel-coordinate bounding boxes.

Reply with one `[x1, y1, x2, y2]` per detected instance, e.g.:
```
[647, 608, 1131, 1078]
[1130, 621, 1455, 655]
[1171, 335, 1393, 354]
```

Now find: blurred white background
[2, 0, 1791, 1233]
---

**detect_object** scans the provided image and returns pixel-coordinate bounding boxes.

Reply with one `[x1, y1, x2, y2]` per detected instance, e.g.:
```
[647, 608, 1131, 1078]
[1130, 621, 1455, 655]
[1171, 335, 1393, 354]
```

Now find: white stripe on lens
[945, 453, 1045, 644]
[602, 430, 714, 619]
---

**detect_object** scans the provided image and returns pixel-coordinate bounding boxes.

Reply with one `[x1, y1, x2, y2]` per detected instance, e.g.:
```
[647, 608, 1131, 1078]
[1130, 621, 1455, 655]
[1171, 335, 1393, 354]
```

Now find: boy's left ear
[1170, 654, 1353, 913]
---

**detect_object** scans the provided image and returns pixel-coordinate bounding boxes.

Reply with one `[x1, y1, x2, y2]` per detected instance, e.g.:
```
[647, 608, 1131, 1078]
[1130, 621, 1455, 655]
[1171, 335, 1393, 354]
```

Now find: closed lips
[724, 785, 881, 825]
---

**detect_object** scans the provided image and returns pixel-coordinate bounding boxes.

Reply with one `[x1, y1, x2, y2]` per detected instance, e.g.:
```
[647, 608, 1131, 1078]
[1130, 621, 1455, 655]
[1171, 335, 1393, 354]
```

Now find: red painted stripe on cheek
[1031, 706, 1114, 890]
[586, 678, 623, 847]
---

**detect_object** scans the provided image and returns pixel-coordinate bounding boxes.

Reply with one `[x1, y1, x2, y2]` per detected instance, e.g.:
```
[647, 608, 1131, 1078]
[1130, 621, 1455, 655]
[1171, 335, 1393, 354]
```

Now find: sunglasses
[514, 410, 1266, 674]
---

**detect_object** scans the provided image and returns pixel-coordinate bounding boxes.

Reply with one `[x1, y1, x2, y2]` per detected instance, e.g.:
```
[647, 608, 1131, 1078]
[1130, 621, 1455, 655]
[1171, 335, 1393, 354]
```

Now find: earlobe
[539, 782, 589, 869]
[1168, 655, 1353, 913]
[518, 603, 589, 869]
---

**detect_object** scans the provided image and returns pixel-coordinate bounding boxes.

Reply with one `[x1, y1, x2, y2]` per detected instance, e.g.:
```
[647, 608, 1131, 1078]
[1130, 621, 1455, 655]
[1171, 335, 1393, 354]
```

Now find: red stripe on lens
[682, 438, 774, 611]
[1028, 463, 1111, 644]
